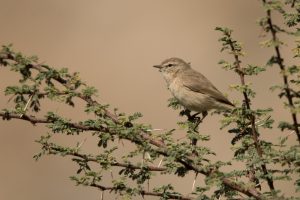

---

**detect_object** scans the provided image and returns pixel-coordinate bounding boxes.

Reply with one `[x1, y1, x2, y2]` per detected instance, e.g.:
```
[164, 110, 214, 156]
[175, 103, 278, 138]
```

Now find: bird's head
[153, 57, 190, 76]
[153, 57, 191, 84]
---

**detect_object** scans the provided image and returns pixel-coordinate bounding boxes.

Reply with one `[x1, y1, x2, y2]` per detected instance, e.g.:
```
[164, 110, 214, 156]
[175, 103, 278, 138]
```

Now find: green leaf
[82, 86, 98, 97]
[168, 97, 182, 110]
[278, 121, 294, 131]
[243, 65, 266, 75]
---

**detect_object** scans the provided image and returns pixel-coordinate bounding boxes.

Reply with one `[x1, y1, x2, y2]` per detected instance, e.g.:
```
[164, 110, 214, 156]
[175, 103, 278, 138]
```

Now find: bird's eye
[166, 64, 173, 67]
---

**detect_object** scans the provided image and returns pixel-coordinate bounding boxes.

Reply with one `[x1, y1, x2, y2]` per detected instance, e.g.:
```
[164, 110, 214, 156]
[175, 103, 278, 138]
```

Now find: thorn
[8, 94, 16, 103]
[288, 130, 295, 137]
[145, 152, 151, 160]
[100, 190, 104, 200]
[256, 180, 264, 188]
[145, 128, 165, 132]
[118, 138, 124, 147]
[20, 94, 33, 117]
[192, 173, 198, 192]
[157, 158, 163, 167]
[77, 138, 87, 149]
[254, 115, 271, 127]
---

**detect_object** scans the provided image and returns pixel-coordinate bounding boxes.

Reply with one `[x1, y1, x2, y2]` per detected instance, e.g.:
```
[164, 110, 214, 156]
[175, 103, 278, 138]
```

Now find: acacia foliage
[0, 0, 300, 199]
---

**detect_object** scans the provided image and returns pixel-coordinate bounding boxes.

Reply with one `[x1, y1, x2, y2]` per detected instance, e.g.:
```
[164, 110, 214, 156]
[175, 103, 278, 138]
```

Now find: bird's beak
[153, 65, 162, 69]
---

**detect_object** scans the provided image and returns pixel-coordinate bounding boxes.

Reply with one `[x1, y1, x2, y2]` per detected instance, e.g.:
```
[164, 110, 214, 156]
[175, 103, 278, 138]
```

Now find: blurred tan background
[0, 0, 298, 199]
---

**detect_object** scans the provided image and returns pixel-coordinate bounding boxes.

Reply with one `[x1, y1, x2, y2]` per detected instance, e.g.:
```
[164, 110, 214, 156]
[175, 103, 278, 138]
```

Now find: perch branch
[0, 52, 264, 199]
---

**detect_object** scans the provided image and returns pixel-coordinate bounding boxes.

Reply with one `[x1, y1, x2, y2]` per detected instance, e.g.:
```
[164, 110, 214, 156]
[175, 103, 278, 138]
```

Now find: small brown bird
[153, 57, 234, 120]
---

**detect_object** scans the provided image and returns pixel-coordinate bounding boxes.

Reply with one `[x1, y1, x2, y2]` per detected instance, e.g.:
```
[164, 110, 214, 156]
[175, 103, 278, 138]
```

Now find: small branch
[47, 147, 167, 172]
[262, 0, 300, 143]
[12, 91, 69, 97]
[139, 191, 191, 200]
[226, 31, 275, 191]
[1, 111, 48, 124]
[0, 111, 108, 131]
[90, 183, 192, 200]
[290, 89, 300, 98]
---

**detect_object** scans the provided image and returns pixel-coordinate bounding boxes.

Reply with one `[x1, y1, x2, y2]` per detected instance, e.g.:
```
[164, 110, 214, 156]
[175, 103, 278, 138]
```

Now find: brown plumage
[154, 57, 234, 113]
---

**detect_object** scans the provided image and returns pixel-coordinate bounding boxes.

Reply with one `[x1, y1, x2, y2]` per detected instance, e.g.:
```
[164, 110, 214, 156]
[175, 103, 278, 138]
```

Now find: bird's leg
[180, 110, 207, 132]
[180, 109, 192, 120]
[191, 112, 200, 120]
[193, 111, 208, 132]
[180, 110, 201, 122]
[202, 111, 208, 121]
[180, 110, 208, 145]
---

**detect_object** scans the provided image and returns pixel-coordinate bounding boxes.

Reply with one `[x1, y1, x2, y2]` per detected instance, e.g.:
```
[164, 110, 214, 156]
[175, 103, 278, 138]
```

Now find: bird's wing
[180, 69, 234, 106]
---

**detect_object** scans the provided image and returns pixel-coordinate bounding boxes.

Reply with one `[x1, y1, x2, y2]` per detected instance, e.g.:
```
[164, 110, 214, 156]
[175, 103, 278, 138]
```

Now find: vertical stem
[227, 36, 275, 191]
[262, 0, 300, 143]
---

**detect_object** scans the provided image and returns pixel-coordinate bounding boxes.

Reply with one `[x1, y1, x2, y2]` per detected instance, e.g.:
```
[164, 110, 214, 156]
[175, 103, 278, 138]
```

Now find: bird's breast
[168, 79, 196, 107]
[168, 78, 214, 112]
[168, 78, 182, 96]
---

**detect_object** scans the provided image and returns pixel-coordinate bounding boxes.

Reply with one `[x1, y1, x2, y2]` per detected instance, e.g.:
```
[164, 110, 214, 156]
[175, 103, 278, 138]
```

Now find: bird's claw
[192, 111, 208, 132]
[180, 110, 208, 131]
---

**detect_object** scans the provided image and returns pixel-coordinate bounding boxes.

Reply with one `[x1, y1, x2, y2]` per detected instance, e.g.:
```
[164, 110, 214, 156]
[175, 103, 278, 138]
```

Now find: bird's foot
[180, 109, 208, 132]
[180, 109, 192, 119]
[192, 111, 208, 132]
